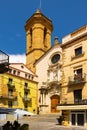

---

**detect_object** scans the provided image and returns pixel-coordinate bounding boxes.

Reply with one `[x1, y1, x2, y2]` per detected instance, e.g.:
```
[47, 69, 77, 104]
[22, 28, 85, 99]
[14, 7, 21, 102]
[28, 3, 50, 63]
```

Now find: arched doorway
[51, 95, 60, 113]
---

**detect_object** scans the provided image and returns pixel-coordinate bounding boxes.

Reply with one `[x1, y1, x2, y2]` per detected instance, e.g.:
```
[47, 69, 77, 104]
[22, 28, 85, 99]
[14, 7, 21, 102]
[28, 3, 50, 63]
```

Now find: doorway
[51, 95, 60, 113]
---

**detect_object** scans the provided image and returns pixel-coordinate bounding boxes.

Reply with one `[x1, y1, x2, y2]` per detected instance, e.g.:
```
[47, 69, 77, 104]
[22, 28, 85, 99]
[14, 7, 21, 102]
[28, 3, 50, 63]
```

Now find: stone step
[22, 114, 59, 123]
[32, 113, 60, 118]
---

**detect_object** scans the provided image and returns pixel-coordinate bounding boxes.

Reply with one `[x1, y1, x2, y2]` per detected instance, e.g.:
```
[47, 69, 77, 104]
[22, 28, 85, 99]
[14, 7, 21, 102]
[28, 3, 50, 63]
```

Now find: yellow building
[0, 63, 38, 114]
[59, 25, 87, 128]
[25, 9, 53, 72]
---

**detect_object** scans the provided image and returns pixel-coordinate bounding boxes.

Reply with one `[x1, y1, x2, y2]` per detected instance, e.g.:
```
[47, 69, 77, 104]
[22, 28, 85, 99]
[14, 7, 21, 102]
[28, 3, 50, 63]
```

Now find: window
[8, 101, 12, 108]
[28, 75, 30, 79]
[31, 76, 34, 80]
[13, 70, 16, 75]
[74, 68, 82, 82]
[21, 65, 24, 68]
[24, 92, 28, 98]
[74, 68, 82, 76]
[25, 82, 28, 87]
[24, 103, 28, 108]
[30, 28, 32, 45]
[51, 54, 60, 64]
[71, 46, 84, 60]
[75, 47, 82, 56]
[9, 69, 12, 73]
[74, 89, 82, 104]
[8, 78, 13, 83]
[14, 101, 18, 106]
[25, 73, 27, 78]
[44, 28, 47, 46]
[17, 71, 20, 76]
[8, 89, 13, 96]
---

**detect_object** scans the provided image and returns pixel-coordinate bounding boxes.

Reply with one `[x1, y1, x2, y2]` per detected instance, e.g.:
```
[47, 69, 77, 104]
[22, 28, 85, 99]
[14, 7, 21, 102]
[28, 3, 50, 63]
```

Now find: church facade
[25, 9, 62, 114]
[35, 37, 62, 114]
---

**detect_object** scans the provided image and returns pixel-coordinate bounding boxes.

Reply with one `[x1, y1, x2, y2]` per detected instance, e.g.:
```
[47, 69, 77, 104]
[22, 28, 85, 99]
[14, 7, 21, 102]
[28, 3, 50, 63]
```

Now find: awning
[14, 109, 35, 116]
[0, 108, 16, 114]
[58, 104, 87, 110]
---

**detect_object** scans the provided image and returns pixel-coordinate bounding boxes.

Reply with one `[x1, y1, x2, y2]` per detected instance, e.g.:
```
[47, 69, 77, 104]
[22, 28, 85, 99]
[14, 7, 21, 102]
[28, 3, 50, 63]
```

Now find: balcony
[0, 92, 17, 100]
[47, 78, 61, 86]
[62, 98, 87, 105]
[74, 99, 87, 105]
[68, 73, 86, 85]
[24, 86, 30, 92]
[58, 99, 87, 110]
[7, 81, 15, 89]
[23, 97, 32, 102]
[8, 94, 15, 99]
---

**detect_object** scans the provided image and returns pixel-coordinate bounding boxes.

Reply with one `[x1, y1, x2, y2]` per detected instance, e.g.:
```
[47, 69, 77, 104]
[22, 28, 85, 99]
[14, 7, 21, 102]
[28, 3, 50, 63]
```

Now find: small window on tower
[44, 28, 47, 46]
[30, 28, 32, 45]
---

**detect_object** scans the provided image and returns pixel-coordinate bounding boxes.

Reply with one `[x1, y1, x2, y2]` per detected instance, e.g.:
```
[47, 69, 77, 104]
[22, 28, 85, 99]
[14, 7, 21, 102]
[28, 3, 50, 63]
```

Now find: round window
[51, 54, 60, 64]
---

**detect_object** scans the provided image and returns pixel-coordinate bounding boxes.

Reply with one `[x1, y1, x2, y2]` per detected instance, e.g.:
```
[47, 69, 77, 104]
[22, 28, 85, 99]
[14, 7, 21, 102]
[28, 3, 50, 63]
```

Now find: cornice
[26, 48, 46, 56]
[25, 11, 53, 31]
[63, 58, 87, 68]
[6, 73, 38, 84]
[61, 32, 87, 48]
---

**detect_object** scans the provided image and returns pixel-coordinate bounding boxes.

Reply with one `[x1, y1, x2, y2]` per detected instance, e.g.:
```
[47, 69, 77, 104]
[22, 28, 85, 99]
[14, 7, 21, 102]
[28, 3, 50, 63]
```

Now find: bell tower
[25, 9, 53, 72]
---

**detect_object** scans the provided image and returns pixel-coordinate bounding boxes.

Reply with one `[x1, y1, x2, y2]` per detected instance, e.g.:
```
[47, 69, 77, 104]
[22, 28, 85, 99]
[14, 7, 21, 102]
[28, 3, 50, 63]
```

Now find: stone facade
[59, 25, 87, 128]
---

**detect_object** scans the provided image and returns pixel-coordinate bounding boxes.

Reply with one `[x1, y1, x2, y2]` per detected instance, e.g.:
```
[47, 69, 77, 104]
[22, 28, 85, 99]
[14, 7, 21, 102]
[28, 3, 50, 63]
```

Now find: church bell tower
[25, 9, 53, 72]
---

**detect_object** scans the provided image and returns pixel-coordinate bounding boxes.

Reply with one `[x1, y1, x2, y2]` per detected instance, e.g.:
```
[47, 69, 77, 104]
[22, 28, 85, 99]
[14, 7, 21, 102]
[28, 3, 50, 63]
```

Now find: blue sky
[0, 0, 87, 55]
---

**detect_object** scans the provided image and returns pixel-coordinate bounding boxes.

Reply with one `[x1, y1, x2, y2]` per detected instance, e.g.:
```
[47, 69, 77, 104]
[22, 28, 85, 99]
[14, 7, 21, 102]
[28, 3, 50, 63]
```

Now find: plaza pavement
[18, 114, 87, 130]
[0, 114, 87, 130]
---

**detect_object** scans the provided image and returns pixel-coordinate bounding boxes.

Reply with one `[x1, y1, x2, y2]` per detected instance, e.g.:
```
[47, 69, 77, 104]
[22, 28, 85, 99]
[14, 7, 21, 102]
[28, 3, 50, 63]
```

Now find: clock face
[51, 54, 60, 64]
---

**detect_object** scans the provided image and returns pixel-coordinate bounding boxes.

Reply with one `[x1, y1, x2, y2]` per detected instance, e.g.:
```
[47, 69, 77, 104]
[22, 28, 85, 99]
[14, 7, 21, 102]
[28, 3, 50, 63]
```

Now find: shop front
[70, 111, 86, 126]
[59, 105, 87, 128]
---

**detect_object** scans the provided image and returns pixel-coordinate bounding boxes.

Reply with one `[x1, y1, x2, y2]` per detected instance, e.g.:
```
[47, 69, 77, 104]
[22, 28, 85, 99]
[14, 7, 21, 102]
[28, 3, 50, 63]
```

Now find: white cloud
[9, 54, 26, 64]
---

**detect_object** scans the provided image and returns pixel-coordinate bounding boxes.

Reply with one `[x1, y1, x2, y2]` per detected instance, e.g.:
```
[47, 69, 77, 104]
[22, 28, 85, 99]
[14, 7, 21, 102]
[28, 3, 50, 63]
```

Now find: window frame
[75, 46, 82, 56]
[74, 89, 82, 104]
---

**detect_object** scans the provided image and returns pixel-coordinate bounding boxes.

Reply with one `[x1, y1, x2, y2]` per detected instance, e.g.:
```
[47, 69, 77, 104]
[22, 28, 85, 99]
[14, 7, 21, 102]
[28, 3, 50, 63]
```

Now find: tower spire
[39, 0, 42, 10]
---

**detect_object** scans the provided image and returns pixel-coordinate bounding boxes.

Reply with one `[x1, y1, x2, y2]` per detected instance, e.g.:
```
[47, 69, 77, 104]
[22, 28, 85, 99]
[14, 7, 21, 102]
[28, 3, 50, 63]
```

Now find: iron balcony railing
[60, 98, 87, 106]
[0, 93, 17, 100]
[24, 86, 30, 92]
[7, 81, 15, 89]
[23, 96, 32, 102]
[68, 73, 86, 85]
